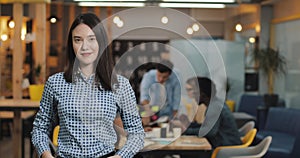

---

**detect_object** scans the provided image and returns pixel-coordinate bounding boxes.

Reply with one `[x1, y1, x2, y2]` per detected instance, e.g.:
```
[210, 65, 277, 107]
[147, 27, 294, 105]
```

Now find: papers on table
[144, 139, 155, 147]
[149, 115, 169, 126]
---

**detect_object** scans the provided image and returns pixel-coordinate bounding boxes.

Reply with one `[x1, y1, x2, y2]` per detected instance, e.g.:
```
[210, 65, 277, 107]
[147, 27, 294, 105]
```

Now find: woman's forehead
[73, 24, 95, 36]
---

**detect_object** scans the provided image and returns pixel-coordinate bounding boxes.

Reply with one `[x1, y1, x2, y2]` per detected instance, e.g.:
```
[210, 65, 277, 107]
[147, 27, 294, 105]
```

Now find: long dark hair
[64, 13, 117, 91]
[186, 77, 216, 106]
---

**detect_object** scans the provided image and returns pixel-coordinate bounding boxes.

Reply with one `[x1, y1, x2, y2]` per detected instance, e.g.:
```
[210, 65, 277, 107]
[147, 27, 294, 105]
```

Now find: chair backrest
[211, 128, 257, 158]
[239, 121, 255, 136]
[52, 125, 60, 147]
[265, 107, 300, 135]
[215, 136, 272, 158]
[251, 136, 272, 157]
[238, 94, 264, 117]
[241, 128, 257, 146]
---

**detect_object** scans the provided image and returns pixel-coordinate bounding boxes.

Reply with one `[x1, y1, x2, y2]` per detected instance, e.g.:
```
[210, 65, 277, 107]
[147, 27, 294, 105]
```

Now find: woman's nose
[81, 40, 89, 50]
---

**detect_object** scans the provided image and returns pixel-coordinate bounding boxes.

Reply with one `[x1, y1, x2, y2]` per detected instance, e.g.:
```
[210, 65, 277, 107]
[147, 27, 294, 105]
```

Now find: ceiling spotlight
[8, 17, 15, 29]
[235, 23, 242, 32]
[192, 23, 199, 31]
[161, 16, 168, 24]
[116, 20, 124, 28]
[48, 15, 59, 24]
[187, 27, 193, 35]
[1, 34, 8, 41]
[113, 16, 121, 24]
[249, 37, 256, 43]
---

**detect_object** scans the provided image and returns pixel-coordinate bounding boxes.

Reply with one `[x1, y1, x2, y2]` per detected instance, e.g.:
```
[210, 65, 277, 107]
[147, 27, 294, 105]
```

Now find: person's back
[205, 104, 242, 148]
[183, 77, 242, 149]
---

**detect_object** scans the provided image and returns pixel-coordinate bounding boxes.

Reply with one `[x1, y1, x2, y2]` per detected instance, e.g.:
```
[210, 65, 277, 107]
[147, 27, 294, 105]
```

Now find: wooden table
[139, 136, 212, 157]
[232, 112, 256, 128]
[0, 99, 40, 158]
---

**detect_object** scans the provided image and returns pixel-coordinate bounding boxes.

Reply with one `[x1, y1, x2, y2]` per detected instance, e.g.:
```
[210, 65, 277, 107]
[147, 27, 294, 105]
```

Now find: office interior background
[0, 0, 300, 109]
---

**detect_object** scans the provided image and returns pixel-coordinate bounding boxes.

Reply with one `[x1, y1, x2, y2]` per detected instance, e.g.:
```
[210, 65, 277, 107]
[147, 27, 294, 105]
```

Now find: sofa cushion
[256, 131, 295, 157]
[265, 108, 300, 135]
[238, 94, 264, 117]
[264, 150, 291, 158]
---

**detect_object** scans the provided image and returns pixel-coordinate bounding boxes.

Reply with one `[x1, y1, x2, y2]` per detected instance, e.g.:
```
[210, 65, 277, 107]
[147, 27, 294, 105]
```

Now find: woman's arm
[31, 78, 56, 157]
[116, 77, 145, 158]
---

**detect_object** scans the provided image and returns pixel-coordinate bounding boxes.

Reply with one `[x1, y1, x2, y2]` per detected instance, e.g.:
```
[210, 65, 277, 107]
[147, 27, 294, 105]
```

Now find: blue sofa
[238, 94, 285, 129]
[255, 107, 300, 158]
[238, 94, 264, 117]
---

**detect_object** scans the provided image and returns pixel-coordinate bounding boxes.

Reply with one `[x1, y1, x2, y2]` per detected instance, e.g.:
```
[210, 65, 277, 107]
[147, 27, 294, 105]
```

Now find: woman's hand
[108, 155, 121, 158]
[41, 151, 54, 158]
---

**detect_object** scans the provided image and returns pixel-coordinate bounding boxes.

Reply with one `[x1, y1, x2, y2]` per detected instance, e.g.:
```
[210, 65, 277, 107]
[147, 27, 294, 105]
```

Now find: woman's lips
[81, 52, 92, 57]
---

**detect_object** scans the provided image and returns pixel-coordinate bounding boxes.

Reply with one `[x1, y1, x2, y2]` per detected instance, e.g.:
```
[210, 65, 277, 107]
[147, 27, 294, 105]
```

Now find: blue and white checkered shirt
[31, 72, 145, 158]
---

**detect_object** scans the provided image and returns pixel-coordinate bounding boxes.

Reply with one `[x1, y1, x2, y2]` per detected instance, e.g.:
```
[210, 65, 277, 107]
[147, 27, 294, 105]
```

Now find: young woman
[31, 13, 145, 158]
[179, 77, 242, 148]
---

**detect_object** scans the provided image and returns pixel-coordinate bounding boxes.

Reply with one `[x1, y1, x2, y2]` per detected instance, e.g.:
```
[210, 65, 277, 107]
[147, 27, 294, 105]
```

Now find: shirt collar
[75, 68, 95, 83]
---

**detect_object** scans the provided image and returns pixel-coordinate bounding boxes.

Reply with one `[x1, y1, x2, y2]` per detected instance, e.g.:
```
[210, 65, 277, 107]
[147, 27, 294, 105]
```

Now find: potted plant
[253, 46, 287, 107]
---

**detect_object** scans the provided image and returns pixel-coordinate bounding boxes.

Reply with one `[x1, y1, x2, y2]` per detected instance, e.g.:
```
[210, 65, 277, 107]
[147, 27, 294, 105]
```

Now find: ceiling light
[78, 2, 145, 7]
[8, 18, 15, 29]
[159, 3, 225, 8]
[187, 27, 193, 35]
[162, 0, 235, 3]
[48, 15, 59, 24]
[192, 23, 199, 31]
[249, 37, 255, 43]
[161, 16, 168, 24]
[235, 23, 242, 32]
[113, 16, 121, 24]
[1, 34, 8, 41]
[116, 20, 124, 28]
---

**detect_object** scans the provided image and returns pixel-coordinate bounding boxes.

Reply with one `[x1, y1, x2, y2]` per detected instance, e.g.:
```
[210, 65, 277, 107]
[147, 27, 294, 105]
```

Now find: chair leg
[30, 139, 35, 158]
[22, 121, 25, 158]
[0, 119, 2, 140]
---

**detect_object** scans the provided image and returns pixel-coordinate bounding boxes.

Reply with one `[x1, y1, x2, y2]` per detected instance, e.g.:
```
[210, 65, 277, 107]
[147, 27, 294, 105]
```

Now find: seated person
[173, 77, 242, 149]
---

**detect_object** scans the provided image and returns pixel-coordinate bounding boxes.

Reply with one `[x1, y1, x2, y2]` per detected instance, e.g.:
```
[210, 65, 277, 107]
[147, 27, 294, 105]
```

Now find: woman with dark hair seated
[175, 77, 242, 149]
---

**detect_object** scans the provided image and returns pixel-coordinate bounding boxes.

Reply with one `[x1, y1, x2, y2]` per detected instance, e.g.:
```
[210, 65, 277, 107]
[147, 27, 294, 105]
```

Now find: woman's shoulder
[47, 72, 65, 82]
[113, 75, 131, 93]
[116, 75, 129, 85]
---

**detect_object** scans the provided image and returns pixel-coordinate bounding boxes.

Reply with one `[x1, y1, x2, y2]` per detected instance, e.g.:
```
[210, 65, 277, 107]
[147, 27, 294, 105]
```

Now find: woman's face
[185, 83, 195, 99]
[72, 23, 99, 67]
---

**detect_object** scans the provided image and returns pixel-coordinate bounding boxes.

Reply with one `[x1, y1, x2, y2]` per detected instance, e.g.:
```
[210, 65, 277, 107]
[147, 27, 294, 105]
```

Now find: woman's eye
[74, 38, 81, 43]
[89, 37, 96, 41]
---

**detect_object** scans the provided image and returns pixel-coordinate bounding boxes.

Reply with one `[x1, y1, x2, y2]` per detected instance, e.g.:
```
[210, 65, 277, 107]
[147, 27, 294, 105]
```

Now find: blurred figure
[174, 77, 242, 149]
[140, 60, 181, 125]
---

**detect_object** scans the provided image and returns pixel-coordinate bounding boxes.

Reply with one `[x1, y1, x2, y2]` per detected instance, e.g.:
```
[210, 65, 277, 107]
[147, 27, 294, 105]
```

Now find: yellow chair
[29, 84, 44, 101]
[49, 125, 59, 155]
[239, 121, 255, 136]
[52, 125, 60, 147]
[225, 100, 235, 112]
[211, 128, 257, 158]
[215, 136, 272, 158]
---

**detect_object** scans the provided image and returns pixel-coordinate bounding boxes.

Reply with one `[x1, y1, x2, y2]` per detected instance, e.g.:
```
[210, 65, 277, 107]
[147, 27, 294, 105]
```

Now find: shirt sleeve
[31, 78, 57, 157]
[171, 73, 181, 111]
[139, 72, 151, 104]
[116, 78, 145, 158]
